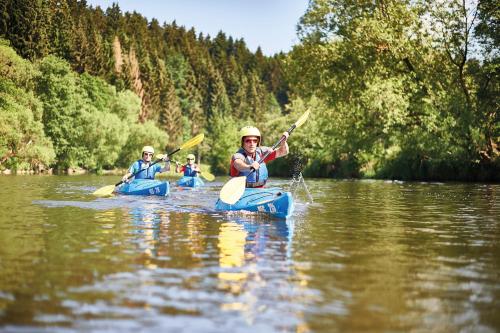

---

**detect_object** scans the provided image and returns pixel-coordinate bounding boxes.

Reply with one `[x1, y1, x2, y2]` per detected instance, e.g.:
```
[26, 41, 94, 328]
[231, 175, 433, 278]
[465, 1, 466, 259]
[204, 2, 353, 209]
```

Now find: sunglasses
[143, 152, 154, 156]
[187, 158, 195, 161]
[244, 139, 258, 144]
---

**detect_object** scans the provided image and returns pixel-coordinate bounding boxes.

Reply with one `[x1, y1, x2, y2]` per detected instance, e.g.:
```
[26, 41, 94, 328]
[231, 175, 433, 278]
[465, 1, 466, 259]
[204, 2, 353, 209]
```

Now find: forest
[0, 0, 498, 181]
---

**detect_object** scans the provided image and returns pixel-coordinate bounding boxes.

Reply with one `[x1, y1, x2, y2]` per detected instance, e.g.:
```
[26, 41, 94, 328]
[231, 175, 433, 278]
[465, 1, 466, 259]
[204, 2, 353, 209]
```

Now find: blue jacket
[232, 147, 269, 187]
[128, 160, 162, 179]
[183, 164, 198, 177]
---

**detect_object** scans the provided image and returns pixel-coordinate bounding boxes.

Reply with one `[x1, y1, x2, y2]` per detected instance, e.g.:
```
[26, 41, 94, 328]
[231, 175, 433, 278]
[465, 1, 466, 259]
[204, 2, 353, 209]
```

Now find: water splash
[288, 156, 314, 204]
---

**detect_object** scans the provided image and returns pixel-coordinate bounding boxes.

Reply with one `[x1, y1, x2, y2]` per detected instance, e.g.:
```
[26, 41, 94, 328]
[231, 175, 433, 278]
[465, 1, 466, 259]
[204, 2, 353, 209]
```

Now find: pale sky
[86, 0, 309, 55]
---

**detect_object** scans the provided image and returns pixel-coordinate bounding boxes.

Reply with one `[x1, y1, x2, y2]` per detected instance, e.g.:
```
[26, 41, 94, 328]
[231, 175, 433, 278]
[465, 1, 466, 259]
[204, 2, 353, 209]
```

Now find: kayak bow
[176, 176, 205, 187]
[116, 179, 169, 196]
[215, 187, 294, 219]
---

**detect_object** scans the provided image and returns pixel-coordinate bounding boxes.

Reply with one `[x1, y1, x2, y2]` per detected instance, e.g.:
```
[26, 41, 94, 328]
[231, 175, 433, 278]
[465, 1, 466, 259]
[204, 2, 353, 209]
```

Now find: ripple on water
[1, 176, 499, 332]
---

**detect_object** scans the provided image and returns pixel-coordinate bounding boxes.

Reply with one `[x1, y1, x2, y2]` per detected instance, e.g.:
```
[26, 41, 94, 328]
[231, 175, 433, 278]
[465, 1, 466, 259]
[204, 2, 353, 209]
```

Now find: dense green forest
[0, 0, 498, 181]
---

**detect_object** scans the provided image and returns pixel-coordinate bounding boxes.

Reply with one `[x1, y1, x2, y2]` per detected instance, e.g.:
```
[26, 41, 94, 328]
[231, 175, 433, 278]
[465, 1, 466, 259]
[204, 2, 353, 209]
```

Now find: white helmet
[142, 146, 154, 154]
[239, 126, 261, 146]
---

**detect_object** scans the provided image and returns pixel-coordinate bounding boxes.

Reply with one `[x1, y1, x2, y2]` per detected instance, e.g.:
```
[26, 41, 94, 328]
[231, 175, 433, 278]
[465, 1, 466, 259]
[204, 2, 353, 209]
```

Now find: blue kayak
[215, 187, 294, 219]
[116, 179, 169, 196]
[176, 176, 204, 187]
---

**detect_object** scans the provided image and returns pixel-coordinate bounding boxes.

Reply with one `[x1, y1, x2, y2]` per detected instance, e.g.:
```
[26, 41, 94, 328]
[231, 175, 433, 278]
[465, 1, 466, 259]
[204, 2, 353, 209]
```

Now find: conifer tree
[48, 0, 74, 60]
[123, 46, 147, 122]
[184, 69, 205, 134]
[0, 0, 10, 38]
[207, 65, 232, 118]
[70, 17, 89, 73]
[158, 75, 182, 147]
[8, 0, 50, 60]
[223, 55, 242, 110]
[104, 3, 122, 39]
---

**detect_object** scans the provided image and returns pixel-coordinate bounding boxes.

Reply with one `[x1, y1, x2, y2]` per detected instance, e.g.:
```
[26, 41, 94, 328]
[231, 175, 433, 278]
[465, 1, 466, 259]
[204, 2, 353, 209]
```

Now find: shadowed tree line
[0, 0, 498, 180]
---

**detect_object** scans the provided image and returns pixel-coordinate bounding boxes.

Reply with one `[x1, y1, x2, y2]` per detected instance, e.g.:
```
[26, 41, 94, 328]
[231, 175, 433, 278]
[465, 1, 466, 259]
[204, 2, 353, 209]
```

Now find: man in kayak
[121, 146, 170, 182]
[230, 126, 289, 188]
[175, 153, 201, 177]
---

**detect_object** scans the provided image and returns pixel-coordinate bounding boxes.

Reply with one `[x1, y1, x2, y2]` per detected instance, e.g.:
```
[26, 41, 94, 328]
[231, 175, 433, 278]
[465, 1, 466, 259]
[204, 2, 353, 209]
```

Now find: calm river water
[0, 175, 498, 332]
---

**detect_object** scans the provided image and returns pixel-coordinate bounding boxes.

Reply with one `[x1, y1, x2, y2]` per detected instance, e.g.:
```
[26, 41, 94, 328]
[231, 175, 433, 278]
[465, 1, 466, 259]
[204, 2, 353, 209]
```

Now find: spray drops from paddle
[288, 156, 313, 204]
[290, 172, 314, 204]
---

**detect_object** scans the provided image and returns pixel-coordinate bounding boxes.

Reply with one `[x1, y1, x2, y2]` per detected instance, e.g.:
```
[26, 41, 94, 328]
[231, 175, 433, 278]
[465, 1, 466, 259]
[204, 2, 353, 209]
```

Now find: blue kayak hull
[215, 187, 294, 219]
[116, 179, 169, 196]
[176, 176, 204, 187]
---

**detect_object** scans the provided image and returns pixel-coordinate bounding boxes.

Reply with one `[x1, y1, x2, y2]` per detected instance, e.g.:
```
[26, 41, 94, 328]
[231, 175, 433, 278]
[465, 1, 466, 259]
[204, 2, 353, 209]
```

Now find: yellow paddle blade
[180, 133, 204, 150]
[219, 176, 246, 204]
[200, 171, 215, 181]
[294, 109, 310, 128]
[92, 184, 116, 197]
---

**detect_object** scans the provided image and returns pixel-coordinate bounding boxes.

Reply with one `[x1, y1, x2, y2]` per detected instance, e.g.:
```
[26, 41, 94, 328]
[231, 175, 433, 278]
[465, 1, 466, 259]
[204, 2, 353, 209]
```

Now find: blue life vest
[129, 159, 161, 180]
[183, 164, 198, 177]
[236, 147, 268, 187]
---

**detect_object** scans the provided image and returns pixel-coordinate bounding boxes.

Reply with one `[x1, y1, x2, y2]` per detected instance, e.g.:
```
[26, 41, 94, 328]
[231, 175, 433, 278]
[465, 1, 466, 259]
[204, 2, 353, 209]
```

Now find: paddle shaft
[115, 147, 182, 186]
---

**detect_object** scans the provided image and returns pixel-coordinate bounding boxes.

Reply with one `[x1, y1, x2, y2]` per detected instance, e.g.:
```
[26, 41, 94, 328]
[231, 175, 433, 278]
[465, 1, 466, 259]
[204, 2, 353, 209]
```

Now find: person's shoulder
[232, 151, 245, 160]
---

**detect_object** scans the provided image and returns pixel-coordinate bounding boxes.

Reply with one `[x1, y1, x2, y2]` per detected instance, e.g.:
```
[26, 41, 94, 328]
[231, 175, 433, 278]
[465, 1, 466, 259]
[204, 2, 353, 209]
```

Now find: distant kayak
[176, 176, 204, 187]
[215, 187, 294, 219]
[116, 179, 169, 196]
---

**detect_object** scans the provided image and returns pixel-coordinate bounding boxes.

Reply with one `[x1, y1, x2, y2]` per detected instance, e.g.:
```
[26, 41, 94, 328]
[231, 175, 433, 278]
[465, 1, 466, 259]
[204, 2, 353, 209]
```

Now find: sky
[85, 0, 309, 55]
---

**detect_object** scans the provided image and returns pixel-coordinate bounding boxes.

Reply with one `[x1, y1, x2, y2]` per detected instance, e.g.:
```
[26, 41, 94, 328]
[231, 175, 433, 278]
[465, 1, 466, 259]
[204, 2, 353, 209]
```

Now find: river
[0, 175, 498, 332]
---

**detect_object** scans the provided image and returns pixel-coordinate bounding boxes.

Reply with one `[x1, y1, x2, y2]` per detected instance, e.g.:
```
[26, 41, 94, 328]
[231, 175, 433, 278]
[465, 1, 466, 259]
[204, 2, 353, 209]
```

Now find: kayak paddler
[230, 126, 289, 188]
[121, 146, 170, 183]
[175, 153, 201, 177]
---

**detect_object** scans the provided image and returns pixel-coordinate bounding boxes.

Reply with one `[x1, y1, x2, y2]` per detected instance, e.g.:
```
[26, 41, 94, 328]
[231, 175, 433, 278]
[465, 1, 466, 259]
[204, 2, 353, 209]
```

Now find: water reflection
[214, 217, 300, 327]
[40, 205, 306, 332]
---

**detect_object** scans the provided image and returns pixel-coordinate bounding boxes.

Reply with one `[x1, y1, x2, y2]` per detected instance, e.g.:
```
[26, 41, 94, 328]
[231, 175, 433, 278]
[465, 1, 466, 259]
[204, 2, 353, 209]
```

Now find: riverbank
[2, 161, 498, 183]
[0, 164, 213, 178]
